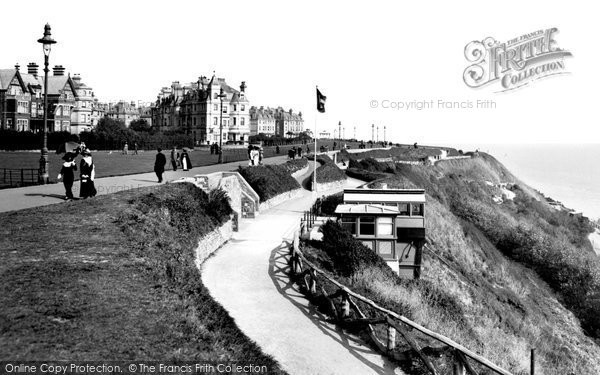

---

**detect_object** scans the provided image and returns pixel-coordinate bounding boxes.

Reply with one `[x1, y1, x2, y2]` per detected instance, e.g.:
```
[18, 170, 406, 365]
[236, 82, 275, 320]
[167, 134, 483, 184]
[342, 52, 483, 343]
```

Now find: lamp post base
[39, 147, 49, 184]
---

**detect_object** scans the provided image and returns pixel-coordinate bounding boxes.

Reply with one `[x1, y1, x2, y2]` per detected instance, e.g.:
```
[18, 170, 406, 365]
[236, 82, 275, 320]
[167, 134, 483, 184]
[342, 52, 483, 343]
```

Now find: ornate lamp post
[37, 24, 56, 184]
[217, 86, 226, 163]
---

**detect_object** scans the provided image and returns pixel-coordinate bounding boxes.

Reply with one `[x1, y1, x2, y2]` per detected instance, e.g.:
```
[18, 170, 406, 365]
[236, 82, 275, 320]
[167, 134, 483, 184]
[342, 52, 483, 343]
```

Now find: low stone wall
[194, 219, 234, 269]
[312, 179, 346, 193]
[259, 188, 304, 211]
[291, 164, 310, 179]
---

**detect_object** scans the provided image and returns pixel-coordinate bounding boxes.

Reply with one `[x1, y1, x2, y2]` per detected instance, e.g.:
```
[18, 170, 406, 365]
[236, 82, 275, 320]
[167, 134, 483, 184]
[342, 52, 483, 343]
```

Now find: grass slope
[301, 155, 600, 374]
[0, 183, 285, 372]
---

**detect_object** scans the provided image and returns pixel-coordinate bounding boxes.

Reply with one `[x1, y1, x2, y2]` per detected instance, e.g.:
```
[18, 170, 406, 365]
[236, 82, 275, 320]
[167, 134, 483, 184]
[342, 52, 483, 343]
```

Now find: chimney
[53, 65, 65, 76]
[240, 81, 246, 92]
[14, 63, 20, 71]
[72, 74, 81, 82]
[27, 63, 39, 78]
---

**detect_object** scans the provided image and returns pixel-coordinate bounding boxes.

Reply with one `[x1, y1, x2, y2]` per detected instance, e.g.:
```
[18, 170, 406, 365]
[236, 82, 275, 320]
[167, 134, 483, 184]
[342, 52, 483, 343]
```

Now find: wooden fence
[289, 228, 522, 375]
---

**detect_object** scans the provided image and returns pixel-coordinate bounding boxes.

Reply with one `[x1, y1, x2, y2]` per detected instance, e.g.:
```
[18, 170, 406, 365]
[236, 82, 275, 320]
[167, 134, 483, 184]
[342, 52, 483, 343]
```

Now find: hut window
[399, 203, 410, 216]
[378, 241, 393, 256]
[377, 217, 393, 236]
[341, 217, 356, 234]
[411, 203, 423, 216]
[359, 216, 375, 236]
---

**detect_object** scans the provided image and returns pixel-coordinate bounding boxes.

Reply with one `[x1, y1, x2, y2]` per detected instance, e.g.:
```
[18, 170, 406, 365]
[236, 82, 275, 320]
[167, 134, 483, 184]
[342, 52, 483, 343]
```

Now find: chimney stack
[27, 63, 39, 78]
[240, 81, 246, 92]
[14, 63, 20, 71]
[53, 65, 65, 76]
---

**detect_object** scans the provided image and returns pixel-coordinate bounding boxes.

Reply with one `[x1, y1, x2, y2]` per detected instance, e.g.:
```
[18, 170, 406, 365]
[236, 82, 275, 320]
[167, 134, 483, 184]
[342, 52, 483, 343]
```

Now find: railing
[289, 229, 521, 375]
[0, 168, 41, 187]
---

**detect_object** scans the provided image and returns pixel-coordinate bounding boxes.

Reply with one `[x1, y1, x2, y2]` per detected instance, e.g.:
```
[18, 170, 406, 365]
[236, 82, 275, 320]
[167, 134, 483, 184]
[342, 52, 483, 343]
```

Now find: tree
[130, 119, 151, 132]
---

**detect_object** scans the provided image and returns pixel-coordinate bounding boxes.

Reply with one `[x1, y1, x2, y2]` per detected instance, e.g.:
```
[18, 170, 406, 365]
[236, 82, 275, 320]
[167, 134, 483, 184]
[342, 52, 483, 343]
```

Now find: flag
[316, 88, 326, 113]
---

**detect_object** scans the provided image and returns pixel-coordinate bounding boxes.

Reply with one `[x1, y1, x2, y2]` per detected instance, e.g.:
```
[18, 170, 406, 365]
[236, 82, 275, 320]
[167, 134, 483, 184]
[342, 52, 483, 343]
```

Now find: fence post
[21, 168, 24, 185]
[530, 348, 535, 375]
[453, 350, 466, 375]
[309, 269, 317, 295]
[340, 291, 350, 319]
[387, 324, 396, 351]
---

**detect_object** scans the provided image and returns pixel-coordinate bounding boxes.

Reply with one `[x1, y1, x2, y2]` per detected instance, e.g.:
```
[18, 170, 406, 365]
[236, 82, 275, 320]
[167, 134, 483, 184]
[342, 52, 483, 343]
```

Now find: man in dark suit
[154, 148, 167, 183]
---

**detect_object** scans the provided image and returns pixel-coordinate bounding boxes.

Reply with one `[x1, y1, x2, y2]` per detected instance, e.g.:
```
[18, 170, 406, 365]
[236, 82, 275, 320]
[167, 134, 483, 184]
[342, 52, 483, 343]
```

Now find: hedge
[238, 164, 300, 202]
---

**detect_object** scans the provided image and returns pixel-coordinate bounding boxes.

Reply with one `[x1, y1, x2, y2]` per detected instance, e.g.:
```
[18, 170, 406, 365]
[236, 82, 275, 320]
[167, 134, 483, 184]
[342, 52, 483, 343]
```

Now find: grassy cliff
[308, 153, 600, 374]
[0, 183, 285, 372]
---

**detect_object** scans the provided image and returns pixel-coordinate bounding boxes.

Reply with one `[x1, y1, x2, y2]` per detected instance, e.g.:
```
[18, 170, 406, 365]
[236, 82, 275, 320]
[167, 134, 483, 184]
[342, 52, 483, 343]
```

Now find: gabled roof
[0, 69, 27, 91]
[46, 75, 77, 96]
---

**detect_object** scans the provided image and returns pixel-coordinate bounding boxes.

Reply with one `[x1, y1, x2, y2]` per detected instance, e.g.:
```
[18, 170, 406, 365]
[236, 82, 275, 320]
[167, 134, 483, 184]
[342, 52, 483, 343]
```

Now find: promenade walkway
[202, 176, 404, 375]
[0, 155, 288, 213]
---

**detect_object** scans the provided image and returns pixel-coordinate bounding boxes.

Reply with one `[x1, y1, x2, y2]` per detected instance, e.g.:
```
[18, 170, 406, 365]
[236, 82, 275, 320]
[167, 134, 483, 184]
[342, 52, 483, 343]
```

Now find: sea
[456, 144, 600, 222]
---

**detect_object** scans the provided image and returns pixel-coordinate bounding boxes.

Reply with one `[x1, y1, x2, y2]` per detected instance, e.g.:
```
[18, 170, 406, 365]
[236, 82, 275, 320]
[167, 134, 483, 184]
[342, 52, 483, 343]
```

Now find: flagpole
[313, 85, 318, 196]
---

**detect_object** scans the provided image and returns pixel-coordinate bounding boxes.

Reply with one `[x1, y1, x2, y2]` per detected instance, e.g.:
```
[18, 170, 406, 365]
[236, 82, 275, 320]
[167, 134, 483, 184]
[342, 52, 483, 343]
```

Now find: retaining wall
[194, 219, 234, 269]
[259, 188, 304, 211]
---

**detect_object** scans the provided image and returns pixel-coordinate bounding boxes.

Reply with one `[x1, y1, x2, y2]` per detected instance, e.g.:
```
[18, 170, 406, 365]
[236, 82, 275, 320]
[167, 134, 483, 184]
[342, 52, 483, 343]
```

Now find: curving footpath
[202, 176, 404, 375]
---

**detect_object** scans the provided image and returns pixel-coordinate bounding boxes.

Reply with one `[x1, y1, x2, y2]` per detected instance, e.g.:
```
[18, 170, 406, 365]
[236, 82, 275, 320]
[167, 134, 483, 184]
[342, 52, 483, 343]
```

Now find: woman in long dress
[80, 150, 97, 198]
[180, 149, 192, 171]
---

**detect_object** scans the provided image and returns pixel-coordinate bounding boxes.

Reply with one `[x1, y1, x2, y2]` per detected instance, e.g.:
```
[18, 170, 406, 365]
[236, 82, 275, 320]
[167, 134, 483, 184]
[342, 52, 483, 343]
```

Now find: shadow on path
[24, 193, 68, 200]
[267, 240, 399, 375]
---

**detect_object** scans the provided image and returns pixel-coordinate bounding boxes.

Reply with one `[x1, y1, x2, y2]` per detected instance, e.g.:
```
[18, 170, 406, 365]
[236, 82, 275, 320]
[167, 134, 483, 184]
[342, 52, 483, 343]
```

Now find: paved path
[0, 155, 290, 213]
[202, 177, 404, 375]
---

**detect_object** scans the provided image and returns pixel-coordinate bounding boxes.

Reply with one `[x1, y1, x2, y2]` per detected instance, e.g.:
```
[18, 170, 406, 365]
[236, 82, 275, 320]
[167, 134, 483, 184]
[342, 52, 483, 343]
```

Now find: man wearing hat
[57, 152, 77, 200]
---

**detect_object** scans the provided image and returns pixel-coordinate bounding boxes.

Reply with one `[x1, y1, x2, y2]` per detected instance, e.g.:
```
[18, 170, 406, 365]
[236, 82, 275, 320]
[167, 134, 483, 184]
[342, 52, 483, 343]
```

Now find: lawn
[0, 183, 286, 371]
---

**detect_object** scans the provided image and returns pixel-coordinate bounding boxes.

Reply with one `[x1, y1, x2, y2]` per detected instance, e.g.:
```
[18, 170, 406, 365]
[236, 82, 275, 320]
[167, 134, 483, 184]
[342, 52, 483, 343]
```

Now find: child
[57, 152, 77, 200]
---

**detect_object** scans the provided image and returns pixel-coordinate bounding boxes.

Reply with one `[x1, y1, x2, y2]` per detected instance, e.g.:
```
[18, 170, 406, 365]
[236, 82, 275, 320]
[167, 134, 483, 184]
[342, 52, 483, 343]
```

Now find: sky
[1, 0, 598, 145]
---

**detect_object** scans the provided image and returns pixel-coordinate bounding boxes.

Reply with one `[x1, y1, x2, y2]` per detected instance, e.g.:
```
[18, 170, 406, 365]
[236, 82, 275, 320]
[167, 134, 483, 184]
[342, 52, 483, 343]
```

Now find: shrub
[308, 154, 346, 189]
[279, 158, 309, 175]
[318, 193, 343, 216]
[238, 164, 300, 202]
[317, 220, 395, 278]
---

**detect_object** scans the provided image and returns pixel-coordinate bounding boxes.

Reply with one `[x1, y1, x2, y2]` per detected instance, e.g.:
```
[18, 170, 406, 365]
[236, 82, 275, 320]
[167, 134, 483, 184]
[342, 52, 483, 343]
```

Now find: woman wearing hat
[57, 152, 77, 200]
[80, 150, 97, 198]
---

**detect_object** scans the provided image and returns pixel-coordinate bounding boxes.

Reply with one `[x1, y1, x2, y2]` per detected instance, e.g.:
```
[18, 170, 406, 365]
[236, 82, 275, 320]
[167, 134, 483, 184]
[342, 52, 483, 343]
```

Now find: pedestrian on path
[134, 142, 138, 155]
[123, 142, 128, 155]
[180, 149, 192, 171]
[79, 150, 97, 199]
[57, 152, 77, 200]
[154, 148, 167, 183]
[170, 146, 179, 171]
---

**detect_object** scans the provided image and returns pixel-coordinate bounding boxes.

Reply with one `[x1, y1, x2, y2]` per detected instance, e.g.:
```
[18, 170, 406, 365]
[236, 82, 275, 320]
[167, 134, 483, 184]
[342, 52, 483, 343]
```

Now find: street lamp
[37, 24, 56, 184]
[217, 86, 226, 163]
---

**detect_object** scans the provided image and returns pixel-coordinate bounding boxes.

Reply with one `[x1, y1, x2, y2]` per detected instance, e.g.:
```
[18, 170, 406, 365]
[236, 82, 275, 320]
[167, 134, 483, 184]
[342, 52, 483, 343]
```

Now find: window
[241, 105, 245, 111]
[233, 105, 237, 111]
[398, 203, 410, 216]
[214, 104, 218, 111]
[241, 118, 245, 126]
[377, 217, 393, 236]
[233, 117, 237, 125]
[213, 118, 217, 125]
[341, 217, 356, 234]
[411, 203, 423, 216]
[214, 93, 218, 99]
[223, 106, 228, 113]
[378, 241, 393, 256]
[359, 216, 375, 236]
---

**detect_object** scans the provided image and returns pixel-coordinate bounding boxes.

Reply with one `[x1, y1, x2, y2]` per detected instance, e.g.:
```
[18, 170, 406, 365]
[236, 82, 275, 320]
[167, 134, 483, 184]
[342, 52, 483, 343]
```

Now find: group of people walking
[57, 146, 97, 200]
[154, 146, 192, 183]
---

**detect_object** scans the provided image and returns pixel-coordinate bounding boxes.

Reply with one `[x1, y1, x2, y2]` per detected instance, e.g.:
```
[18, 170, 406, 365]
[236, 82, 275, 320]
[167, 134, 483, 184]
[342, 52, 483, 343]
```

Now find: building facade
[1, 64, 81, 134]
[249, 106, 277, 136]
[70, 74, 95, 134]
[106, 101, 140, 127]
[274, 107, 303, 137]
[152, 75, 251, 144]
[0, 65, 34, 131]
